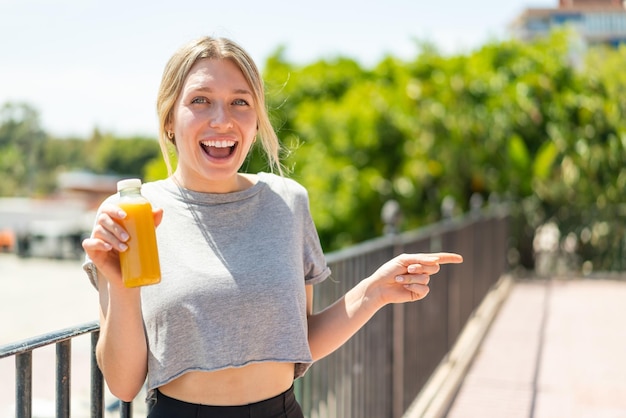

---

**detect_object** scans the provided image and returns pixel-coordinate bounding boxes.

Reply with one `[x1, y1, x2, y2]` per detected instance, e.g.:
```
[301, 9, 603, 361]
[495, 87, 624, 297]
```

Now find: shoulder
[141, 179, 170, 195]
[257, 173, 313, 214]
[259, 172, 308, 198]
[139, 179, 177, 204]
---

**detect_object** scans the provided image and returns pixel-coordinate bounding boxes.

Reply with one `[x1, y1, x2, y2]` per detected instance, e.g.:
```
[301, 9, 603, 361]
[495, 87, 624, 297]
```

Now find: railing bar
[324, 206, 505, 265]
[120, 401, 133, 418]
[0, 321, 99, 359]
[15, 352, 32, 418]
[56, 339, 72, 418]
[91, 331, 104, 418]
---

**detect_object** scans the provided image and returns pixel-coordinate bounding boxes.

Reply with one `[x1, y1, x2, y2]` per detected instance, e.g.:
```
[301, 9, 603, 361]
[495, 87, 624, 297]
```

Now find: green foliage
[0, 103, 48, 196]
[144, 142, 176, 182]
[263, 54, 419, 249]
[261, 29, 626, 270]
[0, 115, 161, 196]
[88, 134, 160, 177]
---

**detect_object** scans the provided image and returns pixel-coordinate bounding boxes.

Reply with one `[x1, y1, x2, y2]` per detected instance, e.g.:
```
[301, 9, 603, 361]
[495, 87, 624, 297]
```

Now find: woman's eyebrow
[188, 86, 253, 95]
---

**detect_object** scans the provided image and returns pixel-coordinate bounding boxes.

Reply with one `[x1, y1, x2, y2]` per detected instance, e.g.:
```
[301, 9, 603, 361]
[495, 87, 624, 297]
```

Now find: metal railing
[0, 323, 132, 418]
[297, 206, 510, 418]
[0, 205, 509, 418]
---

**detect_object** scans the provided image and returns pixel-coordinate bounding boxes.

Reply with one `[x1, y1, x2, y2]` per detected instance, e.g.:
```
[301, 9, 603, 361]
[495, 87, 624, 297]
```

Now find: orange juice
[117, 179, 161, 287]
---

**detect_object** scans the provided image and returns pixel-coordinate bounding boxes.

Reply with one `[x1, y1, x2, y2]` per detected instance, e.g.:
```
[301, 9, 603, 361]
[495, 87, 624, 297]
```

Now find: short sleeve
[301, 191, 331, 285]
[82, 259, 99, 290]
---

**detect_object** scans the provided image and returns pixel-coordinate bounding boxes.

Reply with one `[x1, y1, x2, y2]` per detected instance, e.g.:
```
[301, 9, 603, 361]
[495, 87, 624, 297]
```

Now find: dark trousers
[147, 384, 304, 418]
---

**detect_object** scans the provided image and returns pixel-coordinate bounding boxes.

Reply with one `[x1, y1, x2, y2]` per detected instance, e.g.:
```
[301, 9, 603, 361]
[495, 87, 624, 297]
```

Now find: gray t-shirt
[84, 173, 331, 393]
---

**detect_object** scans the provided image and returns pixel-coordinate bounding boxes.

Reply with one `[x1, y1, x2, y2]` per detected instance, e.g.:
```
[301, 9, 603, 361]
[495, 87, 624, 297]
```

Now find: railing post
[56, 340, 71, 418]
[2, 322, 103, 418]
[392, 305, 405, 418]
[15, 352, 32, 418]
[383, 199, 405, 418]
[91, 331, 104, 418]
[121, 401, 133, 418]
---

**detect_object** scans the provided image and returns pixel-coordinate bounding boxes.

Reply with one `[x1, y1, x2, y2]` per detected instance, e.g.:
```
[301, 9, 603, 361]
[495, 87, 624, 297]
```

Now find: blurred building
[0, 171, 121, 258]
[511, 0, 626, 47]
[57, 170, 121, 210]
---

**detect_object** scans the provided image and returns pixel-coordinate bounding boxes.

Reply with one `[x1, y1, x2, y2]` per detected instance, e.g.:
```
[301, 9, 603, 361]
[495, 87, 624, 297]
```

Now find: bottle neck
[120, 187, 142, 197]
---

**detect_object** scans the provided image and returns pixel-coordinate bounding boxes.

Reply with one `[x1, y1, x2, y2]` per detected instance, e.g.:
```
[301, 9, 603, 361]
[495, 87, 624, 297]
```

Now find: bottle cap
[117, 178, 142, 192]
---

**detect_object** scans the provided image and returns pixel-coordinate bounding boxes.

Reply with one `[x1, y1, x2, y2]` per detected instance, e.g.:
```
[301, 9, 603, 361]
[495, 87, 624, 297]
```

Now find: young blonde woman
[82, 36, 463, 418]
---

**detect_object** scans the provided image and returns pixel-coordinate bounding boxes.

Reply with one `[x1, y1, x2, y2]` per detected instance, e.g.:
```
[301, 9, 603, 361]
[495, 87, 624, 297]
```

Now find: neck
[171, 171, 257, 194]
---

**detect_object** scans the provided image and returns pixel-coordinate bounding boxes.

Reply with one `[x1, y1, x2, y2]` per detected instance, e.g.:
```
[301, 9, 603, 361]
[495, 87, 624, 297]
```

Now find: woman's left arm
[306, 252, 463, 361]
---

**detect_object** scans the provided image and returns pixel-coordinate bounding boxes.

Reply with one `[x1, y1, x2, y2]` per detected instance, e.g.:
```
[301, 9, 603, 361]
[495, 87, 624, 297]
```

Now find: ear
[165, 113, 175, 133]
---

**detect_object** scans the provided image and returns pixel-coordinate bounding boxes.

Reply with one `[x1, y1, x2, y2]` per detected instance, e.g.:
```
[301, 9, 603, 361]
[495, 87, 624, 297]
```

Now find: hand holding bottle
[82, 179, 163, 288]
[115, 179, 161, 287]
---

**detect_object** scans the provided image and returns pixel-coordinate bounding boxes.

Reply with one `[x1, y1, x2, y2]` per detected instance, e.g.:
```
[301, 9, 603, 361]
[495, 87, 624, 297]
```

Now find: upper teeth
[201, 140, 235, 148]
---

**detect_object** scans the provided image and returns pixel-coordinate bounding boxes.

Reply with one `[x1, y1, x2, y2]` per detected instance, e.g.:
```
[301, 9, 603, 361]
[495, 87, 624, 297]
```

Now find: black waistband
[150, 384, 300, 418]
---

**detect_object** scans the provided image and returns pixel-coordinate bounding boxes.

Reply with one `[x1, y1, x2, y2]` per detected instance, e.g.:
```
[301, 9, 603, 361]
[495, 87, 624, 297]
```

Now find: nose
[209, 102, 233, 129]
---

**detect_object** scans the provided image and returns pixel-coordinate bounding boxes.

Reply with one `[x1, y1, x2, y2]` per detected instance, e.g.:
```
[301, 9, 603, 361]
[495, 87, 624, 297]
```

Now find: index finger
[99, 203, 126, 220]
[431, 252, 464, 264]
[397, 252, 462, 267]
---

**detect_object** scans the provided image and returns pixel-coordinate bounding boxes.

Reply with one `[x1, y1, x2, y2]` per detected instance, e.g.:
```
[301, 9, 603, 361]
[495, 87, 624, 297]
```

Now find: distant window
[552, 12, 583, 24]
[527, 17, 551, 31]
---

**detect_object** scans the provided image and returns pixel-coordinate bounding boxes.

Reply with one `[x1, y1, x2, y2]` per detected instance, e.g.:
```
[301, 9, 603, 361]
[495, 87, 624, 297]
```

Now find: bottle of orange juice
[116, 178, 161, 287]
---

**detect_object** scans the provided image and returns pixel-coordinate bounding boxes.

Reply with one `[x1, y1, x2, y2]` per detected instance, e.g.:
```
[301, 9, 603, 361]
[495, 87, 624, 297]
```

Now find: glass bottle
[116, 178, 161, 287]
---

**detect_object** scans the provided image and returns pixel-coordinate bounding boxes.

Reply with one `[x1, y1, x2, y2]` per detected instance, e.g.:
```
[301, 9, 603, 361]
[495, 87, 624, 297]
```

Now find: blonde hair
[156, 36, 282, 175]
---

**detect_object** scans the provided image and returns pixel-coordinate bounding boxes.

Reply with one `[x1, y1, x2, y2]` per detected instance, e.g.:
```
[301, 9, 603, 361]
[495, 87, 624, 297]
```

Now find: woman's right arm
[82, 204, 162, 401]
[95, 273, 147, 402]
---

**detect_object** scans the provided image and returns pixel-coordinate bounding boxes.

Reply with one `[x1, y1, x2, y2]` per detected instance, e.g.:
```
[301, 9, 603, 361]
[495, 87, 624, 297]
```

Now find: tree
[261, 31, 626, 270]
[0, 102, 47, 196]
[89, 134, 161, 178]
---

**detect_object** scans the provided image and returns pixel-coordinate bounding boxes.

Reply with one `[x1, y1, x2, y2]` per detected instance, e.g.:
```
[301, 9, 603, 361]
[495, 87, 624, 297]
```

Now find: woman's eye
[233, 98, 249, 106]
[191, 97, 208, 104]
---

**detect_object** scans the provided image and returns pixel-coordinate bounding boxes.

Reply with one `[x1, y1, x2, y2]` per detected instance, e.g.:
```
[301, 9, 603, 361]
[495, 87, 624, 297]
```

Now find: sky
[0, 0, 555, 138]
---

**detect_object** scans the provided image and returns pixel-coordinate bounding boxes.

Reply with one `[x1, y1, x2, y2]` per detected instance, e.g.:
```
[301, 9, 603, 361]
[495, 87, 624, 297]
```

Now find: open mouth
[200, 140, 237, 159]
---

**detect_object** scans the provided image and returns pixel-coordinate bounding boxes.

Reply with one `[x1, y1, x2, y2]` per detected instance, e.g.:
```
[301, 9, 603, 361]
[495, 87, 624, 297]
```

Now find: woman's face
[169, 58, 258, 193]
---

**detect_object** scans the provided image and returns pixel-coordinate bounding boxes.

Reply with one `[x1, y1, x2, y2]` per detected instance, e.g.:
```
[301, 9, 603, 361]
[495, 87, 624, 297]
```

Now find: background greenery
[2, 30, 625, 271]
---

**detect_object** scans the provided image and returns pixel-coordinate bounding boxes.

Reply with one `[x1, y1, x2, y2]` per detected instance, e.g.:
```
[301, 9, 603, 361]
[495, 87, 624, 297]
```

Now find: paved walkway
[444, 277, 626, 418]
